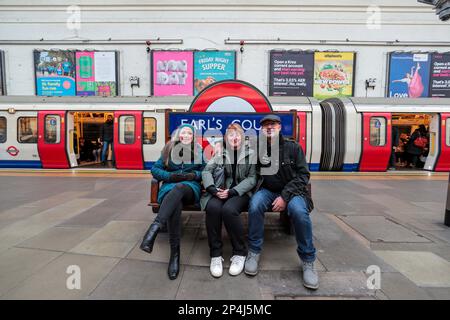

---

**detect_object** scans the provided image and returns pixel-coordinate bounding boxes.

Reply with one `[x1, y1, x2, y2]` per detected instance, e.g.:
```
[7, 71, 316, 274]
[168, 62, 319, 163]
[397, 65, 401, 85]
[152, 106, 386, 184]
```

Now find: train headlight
[8, 108, 15, 114]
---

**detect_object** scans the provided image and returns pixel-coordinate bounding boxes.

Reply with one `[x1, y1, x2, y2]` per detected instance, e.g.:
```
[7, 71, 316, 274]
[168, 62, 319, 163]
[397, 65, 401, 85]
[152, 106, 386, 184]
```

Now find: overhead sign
[169, 112, 295, 138]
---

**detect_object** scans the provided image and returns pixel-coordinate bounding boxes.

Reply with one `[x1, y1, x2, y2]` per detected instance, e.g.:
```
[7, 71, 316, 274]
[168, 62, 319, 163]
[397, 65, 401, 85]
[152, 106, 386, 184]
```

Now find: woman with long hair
[140, 124, 204, 280]
[201, 123, 257, 278]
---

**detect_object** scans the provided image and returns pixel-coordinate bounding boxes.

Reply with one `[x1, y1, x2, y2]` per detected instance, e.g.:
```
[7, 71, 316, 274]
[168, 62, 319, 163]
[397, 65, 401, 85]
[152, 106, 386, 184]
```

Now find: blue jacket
[151, 146, 204, 204]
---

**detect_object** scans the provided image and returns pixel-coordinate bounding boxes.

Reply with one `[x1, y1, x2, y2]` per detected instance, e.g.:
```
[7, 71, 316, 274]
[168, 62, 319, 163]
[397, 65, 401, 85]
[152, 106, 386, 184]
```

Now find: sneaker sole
[303, 282, 319, 290]
[244, 269, 258, 276]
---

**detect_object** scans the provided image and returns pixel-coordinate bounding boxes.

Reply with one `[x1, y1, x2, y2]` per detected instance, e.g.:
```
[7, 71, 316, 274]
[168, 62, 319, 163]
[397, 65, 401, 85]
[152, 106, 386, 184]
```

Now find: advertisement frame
[312, 50, 356, 99]
[268, 49, 316, 97]
[75, 50, 120, 96]
[150, 49, 195, 97]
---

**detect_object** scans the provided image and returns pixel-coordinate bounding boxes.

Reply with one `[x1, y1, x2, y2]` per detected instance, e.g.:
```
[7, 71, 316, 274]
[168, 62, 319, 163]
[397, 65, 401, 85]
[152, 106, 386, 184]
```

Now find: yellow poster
[313, 52, 355, 99]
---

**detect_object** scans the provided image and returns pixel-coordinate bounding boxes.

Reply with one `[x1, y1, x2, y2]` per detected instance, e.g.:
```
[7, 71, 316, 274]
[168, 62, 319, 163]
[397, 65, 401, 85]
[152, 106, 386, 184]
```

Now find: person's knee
[206, 200, 223, 217]
[248, 199, 267, 217]
[287, 197, 310, 222]
[222, 203, 242, 217]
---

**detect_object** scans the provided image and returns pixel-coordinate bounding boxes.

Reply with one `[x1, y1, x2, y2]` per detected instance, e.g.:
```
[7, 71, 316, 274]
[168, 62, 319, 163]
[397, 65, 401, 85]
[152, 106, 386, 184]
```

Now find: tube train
[0, 80, 449, 172]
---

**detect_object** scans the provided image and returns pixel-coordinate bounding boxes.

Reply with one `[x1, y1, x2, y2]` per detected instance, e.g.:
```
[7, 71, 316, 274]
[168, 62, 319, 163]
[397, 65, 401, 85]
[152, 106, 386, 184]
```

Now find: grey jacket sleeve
[201, 156, 218, 189]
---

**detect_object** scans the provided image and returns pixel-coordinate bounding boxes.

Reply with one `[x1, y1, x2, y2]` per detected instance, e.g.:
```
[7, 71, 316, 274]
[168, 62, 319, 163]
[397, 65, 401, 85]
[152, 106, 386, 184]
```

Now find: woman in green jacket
[201, 123, 257, 278]
[140, 124, 204, 280]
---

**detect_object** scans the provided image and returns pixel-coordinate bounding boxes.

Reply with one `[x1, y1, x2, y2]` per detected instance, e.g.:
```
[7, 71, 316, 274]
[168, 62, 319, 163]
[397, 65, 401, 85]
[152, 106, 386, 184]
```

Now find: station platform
[0, 171, 449, 299]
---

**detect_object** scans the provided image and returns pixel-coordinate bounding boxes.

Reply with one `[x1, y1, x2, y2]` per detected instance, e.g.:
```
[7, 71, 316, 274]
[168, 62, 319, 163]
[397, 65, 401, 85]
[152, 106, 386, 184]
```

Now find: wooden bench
[149, 178, 312, 235]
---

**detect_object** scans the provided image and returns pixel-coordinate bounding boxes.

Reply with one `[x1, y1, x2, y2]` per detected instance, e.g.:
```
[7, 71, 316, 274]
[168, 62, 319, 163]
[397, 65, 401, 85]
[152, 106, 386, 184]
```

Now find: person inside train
[78, 137, 95, 163]
[389, 126, 400, 170]
[405, 124, 428, 169]
[92, 138, 102, 163]
[244, 114, 319, 290]
[100, 115, 114, 165]
[139, 124, 204, 280]
[201, 123, 257, 278]
[395, 133, 409, 167]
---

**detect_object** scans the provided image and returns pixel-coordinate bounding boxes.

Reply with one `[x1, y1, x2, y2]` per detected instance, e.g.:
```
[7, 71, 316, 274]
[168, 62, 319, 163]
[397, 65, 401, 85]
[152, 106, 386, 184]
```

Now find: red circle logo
[190, 80, 272, 113]
[6, 146, 19, 157]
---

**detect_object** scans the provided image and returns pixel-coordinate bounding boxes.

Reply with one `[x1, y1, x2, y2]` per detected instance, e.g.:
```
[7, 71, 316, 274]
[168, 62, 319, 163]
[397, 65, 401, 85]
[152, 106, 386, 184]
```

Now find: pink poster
[76, 51, 95, 96]
[152, 51, 193, 96]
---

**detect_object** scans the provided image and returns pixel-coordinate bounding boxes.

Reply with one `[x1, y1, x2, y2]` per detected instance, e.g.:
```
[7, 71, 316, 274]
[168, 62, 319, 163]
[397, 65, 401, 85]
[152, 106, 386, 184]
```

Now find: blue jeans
[248, 188, 316, 262]
[101, 140, 114, 162]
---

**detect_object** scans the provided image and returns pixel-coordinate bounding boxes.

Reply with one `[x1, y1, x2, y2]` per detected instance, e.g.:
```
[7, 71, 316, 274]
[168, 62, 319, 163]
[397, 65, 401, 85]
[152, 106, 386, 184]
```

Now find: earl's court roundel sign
[168, 80, 295, 158]
[189, 80, 273, 113]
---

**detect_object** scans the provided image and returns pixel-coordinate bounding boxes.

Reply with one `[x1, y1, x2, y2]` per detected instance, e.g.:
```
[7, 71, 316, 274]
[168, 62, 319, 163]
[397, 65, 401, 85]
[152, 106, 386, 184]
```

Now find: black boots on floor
[168, 245, 180, 280]
[140, 222, 180, 280]
[139, 222, 160, 254]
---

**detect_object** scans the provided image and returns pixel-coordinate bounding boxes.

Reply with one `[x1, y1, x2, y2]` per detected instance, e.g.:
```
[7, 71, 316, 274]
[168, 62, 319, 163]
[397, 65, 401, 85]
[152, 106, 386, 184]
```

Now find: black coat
[256, 135, 314, 212]
[101, 121, 114, 142]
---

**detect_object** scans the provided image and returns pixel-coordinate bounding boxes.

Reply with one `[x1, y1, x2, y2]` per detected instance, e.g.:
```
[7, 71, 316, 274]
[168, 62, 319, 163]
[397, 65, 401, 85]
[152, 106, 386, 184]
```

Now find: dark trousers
[154, 184, 194, 247]
[205, 195, 249, 257]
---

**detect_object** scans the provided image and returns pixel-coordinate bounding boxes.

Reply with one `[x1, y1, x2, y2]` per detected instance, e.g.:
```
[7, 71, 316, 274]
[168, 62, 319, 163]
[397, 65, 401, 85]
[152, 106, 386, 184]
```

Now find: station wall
[0, 0, 449, 97]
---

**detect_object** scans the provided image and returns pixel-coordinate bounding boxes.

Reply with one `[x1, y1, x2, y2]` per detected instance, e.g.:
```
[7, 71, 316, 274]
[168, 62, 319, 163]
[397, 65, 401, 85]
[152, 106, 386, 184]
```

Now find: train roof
[347, 97, 450, 113]
[1, 96, 449, 113]
[0, 95, 317, 112]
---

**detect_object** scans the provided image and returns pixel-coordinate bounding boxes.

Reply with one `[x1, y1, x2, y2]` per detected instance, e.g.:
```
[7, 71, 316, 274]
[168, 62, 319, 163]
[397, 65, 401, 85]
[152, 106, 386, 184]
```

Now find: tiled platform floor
[0, 172, 449, 300]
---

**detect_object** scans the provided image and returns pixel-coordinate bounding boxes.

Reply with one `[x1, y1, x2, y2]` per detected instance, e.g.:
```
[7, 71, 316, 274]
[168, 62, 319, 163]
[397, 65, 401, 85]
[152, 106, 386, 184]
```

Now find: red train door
[37, 111, 69, 169]
[359, 112, 392, 171]
[114, 111, 144, 169]
[435, 113, 450, 172]
[297, 111, 307, 153]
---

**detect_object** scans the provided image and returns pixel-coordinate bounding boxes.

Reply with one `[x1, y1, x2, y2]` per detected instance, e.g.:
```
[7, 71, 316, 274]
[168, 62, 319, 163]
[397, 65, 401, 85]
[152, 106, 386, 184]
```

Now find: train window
[369, 117, 386, 147]
[447, 119, 450, 147]
[44, 115, 60, 144]
[0, 117, 6, 143]
[17, 117, 38, 143]
[143, 117, 157, 145]
[119, 115, 135, 144]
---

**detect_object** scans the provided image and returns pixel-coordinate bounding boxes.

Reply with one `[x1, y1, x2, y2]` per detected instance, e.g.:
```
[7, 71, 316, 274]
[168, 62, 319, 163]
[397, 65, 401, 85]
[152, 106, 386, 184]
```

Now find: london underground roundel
[187, 80, 272, 158]
[189, 80, 272, 113]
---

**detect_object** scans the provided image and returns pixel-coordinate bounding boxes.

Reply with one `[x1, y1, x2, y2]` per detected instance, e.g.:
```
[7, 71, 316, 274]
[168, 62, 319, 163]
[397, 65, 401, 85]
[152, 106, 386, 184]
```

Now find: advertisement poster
[152, 51, 194, 96]
[313, 52, 355, 99]
[269, 51, 314, 96]
[0, 50, 5, 95]
[76, 51, 118, 96]
[76, 51, 95, 96]
[430, 52, 450, 98]
[387, 52, 431, 98]
[34, 50, 76, 96]
[193, 51, 236, 95]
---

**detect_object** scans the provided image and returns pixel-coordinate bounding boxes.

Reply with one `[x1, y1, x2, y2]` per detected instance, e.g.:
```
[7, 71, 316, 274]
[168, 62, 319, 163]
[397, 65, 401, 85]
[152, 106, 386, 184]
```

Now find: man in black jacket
[245, 114, 318, 290]
[100, 115, 114, 165]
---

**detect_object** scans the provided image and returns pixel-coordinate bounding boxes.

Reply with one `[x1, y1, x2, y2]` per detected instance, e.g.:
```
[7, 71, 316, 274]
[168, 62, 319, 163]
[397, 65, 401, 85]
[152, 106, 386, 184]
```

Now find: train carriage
[1, 81, 450, 172]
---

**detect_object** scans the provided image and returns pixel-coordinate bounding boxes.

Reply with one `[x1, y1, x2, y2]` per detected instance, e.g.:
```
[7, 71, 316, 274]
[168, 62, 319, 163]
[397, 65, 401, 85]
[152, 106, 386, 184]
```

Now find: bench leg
[280, 211, 294, 235]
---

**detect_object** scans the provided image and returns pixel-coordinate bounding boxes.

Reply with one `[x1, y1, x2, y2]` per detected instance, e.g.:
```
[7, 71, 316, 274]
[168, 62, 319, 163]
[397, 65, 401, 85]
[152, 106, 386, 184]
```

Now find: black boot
[139, 222, 160, 254]
[168, 245, 180, 280]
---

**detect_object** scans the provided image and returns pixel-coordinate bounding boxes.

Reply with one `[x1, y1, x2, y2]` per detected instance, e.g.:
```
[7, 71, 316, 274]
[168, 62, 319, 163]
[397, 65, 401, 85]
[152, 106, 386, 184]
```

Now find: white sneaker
[229, 255, 246, 276]
[210, 257, 224, 278]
